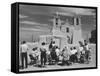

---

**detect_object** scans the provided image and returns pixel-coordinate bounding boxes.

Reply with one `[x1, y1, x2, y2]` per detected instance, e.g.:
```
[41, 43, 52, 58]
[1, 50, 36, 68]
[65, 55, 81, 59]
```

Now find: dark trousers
[41, 53, 47, 66]
[21, 52, 28, 69]
[70, 54, 78, 63]
[51, 51, 57, 60]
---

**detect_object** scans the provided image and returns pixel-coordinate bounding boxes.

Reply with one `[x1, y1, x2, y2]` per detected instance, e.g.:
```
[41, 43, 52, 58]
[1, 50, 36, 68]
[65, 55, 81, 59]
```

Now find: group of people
[19, 40, 92, 69]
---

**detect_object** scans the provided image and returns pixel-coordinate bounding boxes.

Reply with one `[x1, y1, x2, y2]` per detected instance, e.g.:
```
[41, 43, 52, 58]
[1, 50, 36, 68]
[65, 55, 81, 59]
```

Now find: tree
[89, 29, 96, 43]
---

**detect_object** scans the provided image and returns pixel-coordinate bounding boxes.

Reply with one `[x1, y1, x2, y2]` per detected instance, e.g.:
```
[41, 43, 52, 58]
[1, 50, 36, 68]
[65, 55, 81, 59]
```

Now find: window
[76, 18, 79, 25]
[56, 18, 58, 25]
[66, 27, 69, 33]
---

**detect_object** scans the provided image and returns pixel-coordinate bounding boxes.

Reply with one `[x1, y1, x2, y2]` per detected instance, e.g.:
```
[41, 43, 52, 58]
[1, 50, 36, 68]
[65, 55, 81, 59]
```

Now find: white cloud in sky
[20, 21, 51, 31]
[58, 7, 95, 16]
[19, 14, 28, 18]
[20, 21, 49, 26]
[56, 12, 74, 16]
[20, 27, 47, 32]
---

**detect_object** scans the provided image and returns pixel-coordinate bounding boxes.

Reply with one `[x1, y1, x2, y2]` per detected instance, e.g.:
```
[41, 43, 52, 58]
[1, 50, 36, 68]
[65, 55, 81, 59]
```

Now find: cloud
[20, 27, 46, 32]
[20, 21, 51, 31]
[19, 14, 28, 18]
[55, 12, 74, 16]
[20, 21, 48, 26]
[58, 7, 96, 16]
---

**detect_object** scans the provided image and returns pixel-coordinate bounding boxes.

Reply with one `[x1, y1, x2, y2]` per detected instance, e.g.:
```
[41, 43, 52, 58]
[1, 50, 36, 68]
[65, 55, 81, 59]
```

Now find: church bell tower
[53, 12, 61, 30]
[74, 16, 81, 30]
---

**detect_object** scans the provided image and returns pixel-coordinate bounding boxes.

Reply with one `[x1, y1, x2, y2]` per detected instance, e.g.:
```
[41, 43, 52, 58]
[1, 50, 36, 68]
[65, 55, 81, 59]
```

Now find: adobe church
[39, 12, 84, 50]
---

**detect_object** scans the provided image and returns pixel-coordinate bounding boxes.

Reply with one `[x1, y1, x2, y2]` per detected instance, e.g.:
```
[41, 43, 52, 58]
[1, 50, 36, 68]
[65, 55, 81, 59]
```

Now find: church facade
[39, 13, 84, 50]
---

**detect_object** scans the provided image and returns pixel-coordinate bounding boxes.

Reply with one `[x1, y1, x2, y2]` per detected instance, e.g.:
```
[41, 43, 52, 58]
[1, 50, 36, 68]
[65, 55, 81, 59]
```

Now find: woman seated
[61, 47, 72, 65]
[29, 47, 39, 65]
[70, 47, 78, 63]
[50, 45, 58, 64]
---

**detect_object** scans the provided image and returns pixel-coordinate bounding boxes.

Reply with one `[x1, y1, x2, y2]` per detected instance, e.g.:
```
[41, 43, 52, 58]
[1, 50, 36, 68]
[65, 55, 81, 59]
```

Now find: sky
[19, 4, 96, 41]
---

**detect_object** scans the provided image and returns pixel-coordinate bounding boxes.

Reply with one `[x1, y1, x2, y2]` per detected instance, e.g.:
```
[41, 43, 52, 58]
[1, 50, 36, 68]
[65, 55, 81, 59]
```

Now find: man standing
[20, 41, 28, 69]
[55, 46, 60, 64]
[40, 42, 47, 67]
[84, 40, 90, 63]
[49, 39, 53, 51]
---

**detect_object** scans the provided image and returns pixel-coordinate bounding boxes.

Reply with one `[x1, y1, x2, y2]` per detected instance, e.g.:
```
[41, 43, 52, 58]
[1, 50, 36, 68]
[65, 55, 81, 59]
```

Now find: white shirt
[85, 45, 89, 50]
[52, 44, 55, 47]
[71, 49, 77, 55]
[40, 45, 47, 52]
[31, 50, 39, 57]
[21, 44, 28, 53]
[79, 47, 83, 52]
[55, 48, 60, 56]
